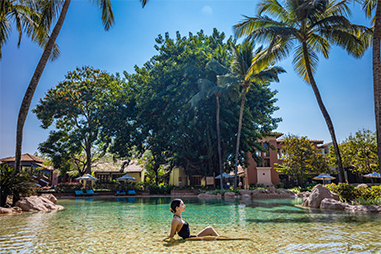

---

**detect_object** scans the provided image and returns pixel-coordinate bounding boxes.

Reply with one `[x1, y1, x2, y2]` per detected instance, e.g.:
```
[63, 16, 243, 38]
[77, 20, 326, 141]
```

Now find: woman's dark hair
[170, 199, 182, 213]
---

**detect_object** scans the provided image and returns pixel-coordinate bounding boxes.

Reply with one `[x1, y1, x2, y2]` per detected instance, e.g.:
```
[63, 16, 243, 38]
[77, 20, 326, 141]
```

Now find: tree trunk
[234, 85, 248, 189]
[85, 141, 92, 174]
[302, 42, 345, 182]
[216, 95, 223, 190]
[15, 0, 71, 173]
[373, 0, 381, 176]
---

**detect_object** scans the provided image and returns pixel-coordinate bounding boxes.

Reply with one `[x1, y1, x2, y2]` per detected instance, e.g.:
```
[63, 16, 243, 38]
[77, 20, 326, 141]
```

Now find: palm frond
[206, 59, 231, 75]
[93, 0, 115, 31]
[257, 0, 290, 22]
[307, 33, 330, 58]
[292, 44, 319, 83]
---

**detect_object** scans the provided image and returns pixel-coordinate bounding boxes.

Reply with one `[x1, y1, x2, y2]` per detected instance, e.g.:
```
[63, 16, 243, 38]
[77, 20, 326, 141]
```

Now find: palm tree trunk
[216, 95, 223, 190]
[234, 85, 248, 189]
[373, 0, 381, 176]
[15, 0, 71, 173]
[302, 42, 345, 182]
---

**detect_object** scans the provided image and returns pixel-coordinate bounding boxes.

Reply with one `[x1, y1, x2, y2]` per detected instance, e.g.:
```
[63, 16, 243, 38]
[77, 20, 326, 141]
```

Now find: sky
[0, 0, 375, 159]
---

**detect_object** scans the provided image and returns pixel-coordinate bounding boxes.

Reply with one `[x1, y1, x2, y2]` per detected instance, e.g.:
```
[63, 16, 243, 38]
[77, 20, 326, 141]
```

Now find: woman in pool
[163, 199, 220, 241]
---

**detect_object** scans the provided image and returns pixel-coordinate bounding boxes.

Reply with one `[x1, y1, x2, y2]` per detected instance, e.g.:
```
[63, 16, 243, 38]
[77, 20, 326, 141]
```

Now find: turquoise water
[0, 197, 380, 253]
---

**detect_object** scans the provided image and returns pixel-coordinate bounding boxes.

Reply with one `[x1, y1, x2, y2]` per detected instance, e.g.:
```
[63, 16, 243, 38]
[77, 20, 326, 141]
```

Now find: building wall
[169, 167, 189, 186]
[246, 135, 282, 186]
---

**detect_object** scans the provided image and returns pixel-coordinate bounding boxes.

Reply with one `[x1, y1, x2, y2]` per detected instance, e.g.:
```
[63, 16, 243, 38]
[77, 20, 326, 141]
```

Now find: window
[263, 143, 269, 157]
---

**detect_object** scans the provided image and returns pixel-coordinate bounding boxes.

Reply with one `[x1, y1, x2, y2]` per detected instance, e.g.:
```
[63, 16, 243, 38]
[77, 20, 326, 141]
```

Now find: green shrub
[56, 182, 83, 193]
[148, 184, 176, 194]
[353, 196, 381, 205]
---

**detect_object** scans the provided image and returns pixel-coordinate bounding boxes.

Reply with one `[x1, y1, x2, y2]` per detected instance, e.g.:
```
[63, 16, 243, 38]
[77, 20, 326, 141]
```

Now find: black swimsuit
[177, 221, 191, 239]
[174, 215, 193, 239]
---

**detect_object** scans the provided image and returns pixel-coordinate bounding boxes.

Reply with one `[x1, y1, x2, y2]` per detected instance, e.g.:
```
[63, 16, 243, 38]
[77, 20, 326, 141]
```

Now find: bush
[325, 183, 381, 204]
[0, 164, 37, 206]
[56, 182, 83, 193]
[148, 184, 176, 194]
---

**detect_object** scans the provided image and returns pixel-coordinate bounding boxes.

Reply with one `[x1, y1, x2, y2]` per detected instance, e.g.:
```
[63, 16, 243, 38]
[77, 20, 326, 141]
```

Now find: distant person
[238, 181, 242, 189]
[224, 182, 230, 189]
[163, 199, 219, 241]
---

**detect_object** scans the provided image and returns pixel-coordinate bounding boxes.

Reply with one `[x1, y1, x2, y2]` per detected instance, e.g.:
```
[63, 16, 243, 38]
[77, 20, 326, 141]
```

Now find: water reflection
[0, 197, 380, 253]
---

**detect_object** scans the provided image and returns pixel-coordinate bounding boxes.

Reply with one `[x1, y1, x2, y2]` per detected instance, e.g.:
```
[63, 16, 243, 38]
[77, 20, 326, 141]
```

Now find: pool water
[0, 197, 380, 253]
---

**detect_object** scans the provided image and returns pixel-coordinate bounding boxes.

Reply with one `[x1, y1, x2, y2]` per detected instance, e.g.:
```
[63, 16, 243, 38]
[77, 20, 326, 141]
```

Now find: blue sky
[0, 0, 374, 158]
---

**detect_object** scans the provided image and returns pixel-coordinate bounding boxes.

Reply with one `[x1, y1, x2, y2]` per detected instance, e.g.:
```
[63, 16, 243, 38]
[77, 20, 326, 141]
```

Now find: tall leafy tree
[33, 66, 126, 175]
[358, 0, 381, 175]
[207, 41, 285, 189]
[113, 29, 282, 186]
[275, 135, 330, 186]
[327, 128, 379, 175]
[234, 0, 372, 182]
[15, 0, 148, 173]
[190, 59, 240, 190]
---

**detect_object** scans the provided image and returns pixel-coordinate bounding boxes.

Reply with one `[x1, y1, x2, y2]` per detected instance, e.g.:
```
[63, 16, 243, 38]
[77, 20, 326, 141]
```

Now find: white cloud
[202, 6, 213, 15]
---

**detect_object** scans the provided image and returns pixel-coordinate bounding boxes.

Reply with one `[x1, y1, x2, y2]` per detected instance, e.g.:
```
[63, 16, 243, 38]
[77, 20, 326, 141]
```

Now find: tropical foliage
[234, 0, 373, 182]
[110, 29, 282, 183]
[327, 129, 379, 175]
[33, 66, 128, 176]
[275, 135, 330, 186]
[0, 164, 37, 207]
[326, 182, 381, 204]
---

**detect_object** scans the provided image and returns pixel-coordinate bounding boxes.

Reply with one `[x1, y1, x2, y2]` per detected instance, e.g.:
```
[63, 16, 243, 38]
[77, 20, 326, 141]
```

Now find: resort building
[0, 153, 59, 187]
[93, 161, 145, 182]
[245, 134, 326, 187]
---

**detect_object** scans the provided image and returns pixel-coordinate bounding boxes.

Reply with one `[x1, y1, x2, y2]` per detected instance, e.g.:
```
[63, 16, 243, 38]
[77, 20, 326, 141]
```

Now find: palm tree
[234, 0, 372, 182]
[205, 41, 284, 189]
[0, 0, 59, 59]
[189, 60, 240, 190]
[14, 0, 148, 173]
[358, 0, 381, 175]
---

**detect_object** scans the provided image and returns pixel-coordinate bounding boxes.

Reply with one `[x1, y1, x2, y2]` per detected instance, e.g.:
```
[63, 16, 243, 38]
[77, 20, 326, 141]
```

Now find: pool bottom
[0, 197, 380, 253]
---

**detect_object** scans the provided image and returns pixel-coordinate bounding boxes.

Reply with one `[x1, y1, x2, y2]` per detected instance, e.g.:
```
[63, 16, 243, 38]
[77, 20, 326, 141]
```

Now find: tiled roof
[0, 153, 44, 163]
[93, 160, 143, 173]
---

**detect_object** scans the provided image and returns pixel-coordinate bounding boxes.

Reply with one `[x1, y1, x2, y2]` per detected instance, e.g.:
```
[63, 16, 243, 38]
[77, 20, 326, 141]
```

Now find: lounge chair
[115, 190, 126, 196]
[127, 189, 136, 195]
[75, 190, 85, 195]
[86, 190, 99, 195]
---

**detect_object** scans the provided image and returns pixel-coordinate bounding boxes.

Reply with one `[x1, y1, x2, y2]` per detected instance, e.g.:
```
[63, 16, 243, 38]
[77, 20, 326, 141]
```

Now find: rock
[239, 190, 252, 196]
[11, 206, 22, 213]
[197, 193, 220, 199]
[40, 194, 57, 204]
[283, 190, 297, 197]
[241, 194, 251, 199]
[216, 193, 222, 199]
[320, 198, 352, 210]
[267, 186, 275, 193]
[356, 184, 368, 189]
[302, 184, 339, 208]
[346, 205, 381, 213]
[224, 192, 236, 199]
[15, 195, 64, 212]
[0, 207, 13, 214]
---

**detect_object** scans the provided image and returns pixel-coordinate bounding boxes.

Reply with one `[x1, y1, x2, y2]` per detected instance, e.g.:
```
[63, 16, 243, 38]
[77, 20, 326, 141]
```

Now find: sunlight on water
[1, 197, 380, 253]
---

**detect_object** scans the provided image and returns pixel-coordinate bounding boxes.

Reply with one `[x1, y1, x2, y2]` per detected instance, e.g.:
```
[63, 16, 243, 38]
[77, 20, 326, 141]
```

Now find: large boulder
[241, 194, 251, 199]
[197, 192, 221, 199]
[15, 196, 64, 212]
[239, 190, 252, 196]
[224, 192, 236, 199]
[0, 207, 13, 214]
[40, 194, 57, 204]
[302, 184, 339, 208]
[346, 205, 381, 213]
[267, 186, 276, 193]
[320, 198, 353, 210]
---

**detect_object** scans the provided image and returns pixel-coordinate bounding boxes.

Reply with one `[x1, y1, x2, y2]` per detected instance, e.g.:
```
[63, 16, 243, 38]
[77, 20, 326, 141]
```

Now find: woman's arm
[163, 219, 179, 241]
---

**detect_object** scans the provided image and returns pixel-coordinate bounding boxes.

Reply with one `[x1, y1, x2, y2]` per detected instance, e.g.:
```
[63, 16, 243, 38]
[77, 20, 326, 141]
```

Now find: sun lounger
[86, 190, 99, 195]
[115, 190, 126, 195]
[127, 189, 136, 195]
[75, 190, 85, 195]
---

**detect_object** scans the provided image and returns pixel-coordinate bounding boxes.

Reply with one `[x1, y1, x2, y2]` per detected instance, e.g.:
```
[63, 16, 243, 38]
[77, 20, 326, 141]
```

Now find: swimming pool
[0, 197, 380, 253]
